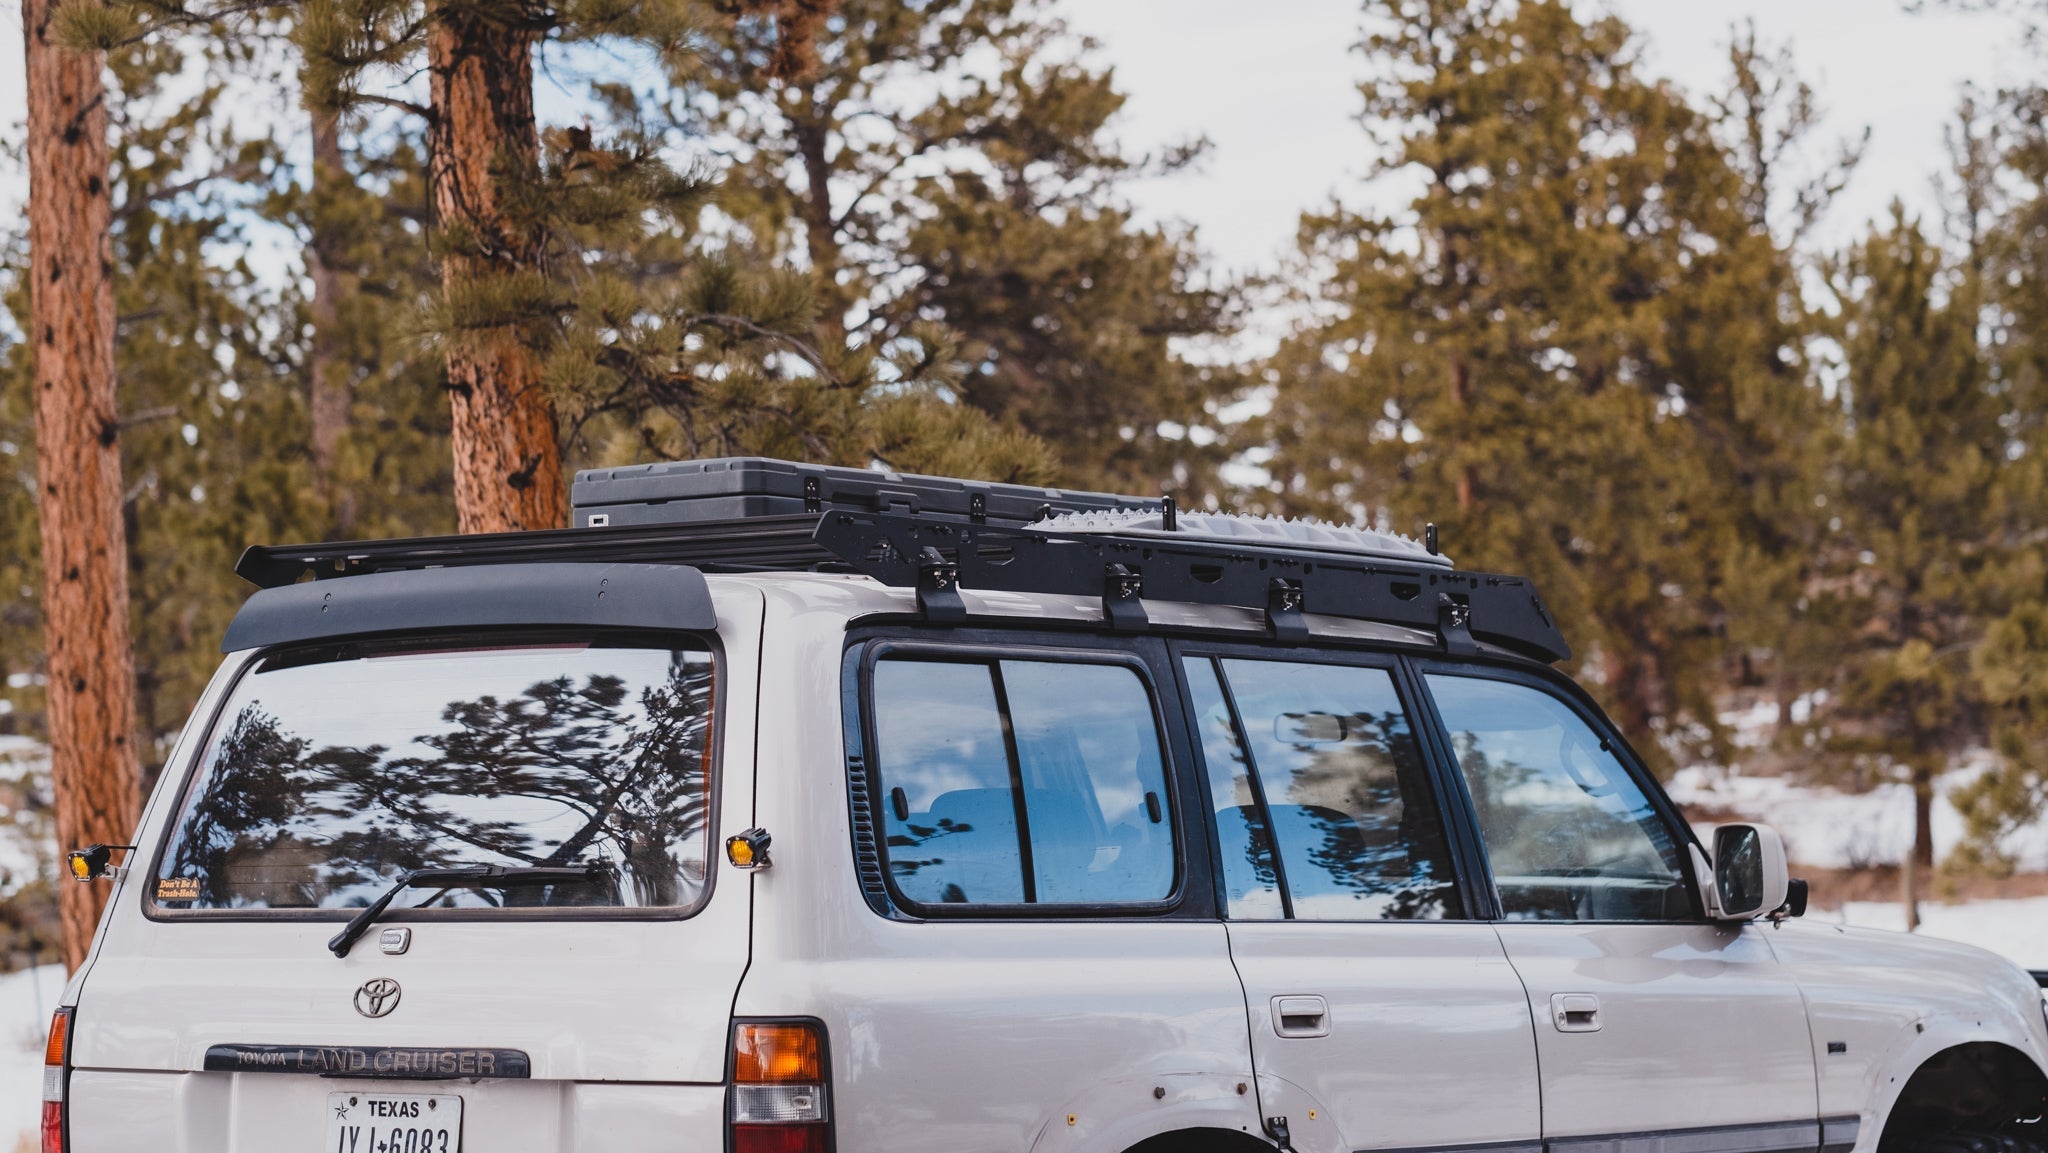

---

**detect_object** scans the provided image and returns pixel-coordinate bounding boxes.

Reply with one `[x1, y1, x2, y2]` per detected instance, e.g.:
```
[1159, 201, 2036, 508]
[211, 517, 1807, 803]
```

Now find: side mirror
[1707, 824, 1789, 921]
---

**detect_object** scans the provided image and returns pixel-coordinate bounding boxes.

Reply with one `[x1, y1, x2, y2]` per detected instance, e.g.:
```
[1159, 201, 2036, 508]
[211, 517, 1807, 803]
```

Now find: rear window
[869, 654, 1176, 909]
[152, 636, 716, 914]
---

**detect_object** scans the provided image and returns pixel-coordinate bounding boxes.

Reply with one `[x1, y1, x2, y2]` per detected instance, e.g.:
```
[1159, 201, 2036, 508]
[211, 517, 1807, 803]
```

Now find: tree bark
[426, 11, 567, 534]
[791, 94, 848, 344]
[307, 110, 357, 536]
[24, 0, 141, 972]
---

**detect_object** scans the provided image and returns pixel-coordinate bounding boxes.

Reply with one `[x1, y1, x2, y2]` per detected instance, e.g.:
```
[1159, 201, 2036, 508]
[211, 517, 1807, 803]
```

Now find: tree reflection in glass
[156, 641, 715, 912]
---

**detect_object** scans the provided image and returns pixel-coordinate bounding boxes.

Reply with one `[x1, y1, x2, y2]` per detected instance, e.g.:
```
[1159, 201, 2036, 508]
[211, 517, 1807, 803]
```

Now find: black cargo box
[570, 457, 1158, 529]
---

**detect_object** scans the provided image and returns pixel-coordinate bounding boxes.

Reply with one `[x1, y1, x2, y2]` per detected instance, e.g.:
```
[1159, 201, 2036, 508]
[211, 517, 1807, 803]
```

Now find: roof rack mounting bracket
[916, 546, 966, 623]
[1102, 563, 1148, 632]
[1267, 578, 1308, 641]
[1438, 592, 1477, 655]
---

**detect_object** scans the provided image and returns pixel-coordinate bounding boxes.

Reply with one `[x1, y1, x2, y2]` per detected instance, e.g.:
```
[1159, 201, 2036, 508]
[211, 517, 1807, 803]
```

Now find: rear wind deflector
[220, 562, 716, 652]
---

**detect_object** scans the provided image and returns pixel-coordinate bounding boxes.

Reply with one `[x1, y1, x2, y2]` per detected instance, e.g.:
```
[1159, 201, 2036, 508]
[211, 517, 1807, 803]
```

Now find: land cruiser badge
[354, 978, 401, 1018]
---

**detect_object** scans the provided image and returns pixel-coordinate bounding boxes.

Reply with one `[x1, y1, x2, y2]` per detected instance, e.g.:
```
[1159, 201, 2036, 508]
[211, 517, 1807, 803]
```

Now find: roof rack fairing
[235, 508, 1571, 665]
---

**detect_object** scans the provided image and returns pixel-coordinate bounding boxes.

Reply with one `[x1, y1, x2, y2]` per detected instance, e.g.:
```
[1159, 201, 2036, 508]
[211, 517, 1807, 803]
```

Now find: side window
[1424, 673, 1692, 922]
[1184, 658, 1285, 918]
[870, 655, 1175, 908]
[1186, 655, 1464, 921]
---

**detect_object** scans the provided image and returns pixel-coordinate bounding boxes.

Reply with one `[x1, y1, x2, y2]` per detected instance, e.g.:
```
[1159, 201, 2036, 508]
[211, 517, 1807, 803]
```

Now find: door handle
[1271, 995, 1330, 1038]
[1551, 992, 1601, 1033]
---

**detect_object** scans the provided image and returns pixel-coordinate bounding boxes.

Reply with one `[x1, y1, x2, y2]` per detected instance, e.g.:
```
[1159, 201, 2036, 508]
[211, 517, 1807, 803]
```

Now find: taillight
[729, 1020, 831, 1153]
[42, 1007, 72, 1153]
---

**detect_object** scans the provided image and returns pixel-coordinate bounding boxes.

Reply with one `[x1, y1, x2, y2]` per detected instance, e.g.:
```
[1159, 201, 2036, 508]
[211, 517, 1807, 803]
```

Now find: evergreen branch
[116, 161, 268, 221]
[693, 313, 840, 381]
[345, 92, 433, 121]
[118, 406, 182, 429]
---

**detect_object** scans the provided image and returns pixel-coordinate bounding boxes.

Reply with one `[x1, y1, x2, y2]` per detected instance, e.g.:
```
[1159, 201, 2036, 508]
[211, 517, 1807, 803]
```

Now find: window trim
[1411, 656, 1709, 924]
[140, 626, 726, 925]
[1167, 639, 1492, 925]
[856, 638, 1190, 919]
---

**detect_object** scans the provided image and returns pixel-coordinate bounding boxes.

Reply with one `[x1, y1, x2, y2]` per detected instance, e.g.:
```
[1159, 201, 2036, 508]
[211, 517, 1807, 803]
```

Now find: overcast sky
[0, 1, 2031, 287]
[1055, 0, 2032, 276]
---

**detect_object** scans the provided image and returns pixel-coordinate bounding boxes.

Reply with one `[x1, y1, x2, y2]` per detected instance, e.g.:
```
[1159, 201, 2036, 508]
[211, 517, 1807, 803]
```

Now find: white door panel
[1228, 922, 1543, 1150]
[1495, 921, 1818, 1133]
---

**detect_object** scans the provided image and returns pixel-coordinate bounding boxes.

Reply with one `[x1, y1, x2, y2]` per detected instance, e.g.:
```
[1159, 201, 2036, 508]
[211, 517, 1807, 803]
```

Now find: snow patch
[1664, 756, 2048, 872]
[0, 963, 59, 1151]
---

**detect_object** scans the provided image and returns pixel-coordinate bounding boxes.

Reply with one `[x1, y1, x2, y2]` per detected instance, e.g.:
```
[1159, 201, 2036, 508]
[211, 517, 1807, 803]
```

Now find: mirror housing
[1706, 823, 1789, 921]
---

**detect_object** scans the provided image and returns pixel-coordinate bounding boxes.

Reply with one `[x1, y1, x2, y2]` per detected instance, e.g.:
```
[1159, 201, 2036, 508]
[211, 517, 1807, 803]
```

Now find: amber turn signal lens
[43, 1009, 68, 1068]
[734, 1023, 821, 1084]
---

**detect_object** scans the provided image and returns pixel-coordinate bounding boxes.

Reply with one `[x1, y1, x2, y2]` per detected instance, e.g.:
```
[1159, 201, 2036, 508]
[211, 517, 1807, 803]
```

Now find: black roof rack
[236, 508, 1570, 664]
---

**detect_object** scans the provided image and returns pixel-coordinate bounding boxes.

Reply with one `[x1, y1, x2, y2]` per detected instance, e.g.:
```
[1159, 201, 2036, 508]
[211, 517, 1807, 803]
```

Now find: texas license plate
[325, 1092, 462, 1153]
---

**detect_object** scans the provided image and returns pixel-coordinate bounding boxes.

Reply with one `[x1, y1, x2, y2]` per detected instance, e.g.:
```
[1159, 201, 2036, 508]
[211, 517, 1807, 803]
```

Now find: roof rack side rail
[810, 510, 1571, 663]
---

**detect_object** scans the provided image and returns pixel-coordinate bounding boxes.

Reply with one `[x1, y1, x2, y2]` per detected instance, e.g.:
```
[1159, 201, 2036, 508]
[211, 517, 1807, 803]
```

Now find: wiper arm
[327, 863, 603, 958]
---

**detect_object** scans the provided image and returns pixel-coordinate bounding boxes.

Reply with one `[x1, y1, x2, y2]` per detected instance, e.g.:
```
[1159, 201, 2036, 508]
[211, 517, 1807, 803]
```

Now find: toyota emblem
[354, 978, 402, 1019]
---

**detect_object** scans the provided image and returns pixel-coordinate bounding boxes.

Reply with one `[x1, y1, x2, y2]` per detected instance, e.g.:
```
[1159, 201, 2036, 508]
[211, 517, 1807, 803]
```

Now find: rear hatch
[66, 589, 760, 1149]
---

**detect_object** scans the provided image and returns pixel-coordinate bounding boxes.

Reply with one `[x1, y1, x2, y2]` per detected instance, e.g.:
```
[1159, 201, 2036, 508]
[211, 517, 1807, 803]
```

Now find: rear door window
[153, 635, 717, 915]
[1424, 672, 1693, 921]
[871, 655, 1176, 909]
[1183, 655, 1464, 921]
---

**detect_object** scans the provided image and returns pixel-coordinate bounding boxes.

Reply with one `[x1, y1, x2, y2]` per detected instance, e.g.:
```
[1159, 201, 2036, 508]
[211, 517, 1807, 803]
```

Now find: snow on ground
[0, 964, 59, 1153]
[0, 739, 52, 900]
[1822, 895, 2048, 969]
[1664, 756, 2048, 872]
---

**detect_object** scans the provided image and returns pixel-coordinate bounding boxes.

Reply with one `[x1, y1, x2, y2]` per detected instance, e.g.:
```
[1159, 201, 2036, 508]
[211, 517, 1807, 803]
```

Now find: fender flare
[1027, 1071, 1281, 1153]
[1863, 1007, 2048, 1150]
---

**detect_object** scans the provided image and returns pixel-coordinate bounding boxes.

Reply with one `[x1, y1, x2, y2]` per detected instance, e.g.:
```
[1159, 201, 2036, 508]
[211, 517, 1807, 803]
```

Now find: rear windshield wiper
[327, 863, 605, 957]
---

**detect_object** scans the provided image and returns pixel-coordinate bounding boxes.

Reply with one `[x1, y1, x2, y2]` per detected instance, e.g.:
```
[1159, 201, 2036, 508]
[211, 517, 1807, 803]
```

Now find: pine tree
[1816, 209, 2007, 926]
[1258, 0, 1830, 763]
[1935, 84, 2048, 882]
[22, 0, 142, 968]
[687, 0, 1234, 494]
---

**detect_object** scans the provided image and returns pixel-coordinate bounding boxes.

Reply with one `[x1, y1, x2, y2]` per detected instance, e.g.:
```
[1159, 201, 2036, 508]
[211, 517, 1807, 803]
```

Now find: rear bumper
[68, 1069, 727, 1151]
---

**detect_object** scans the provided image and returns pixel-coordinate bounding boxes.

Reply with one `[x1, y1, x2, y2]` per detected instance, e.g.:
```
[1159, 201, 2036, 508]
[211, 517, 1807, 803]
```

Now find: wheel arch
[1878, 1041, 2048, 1150]
[1120, 1128, 1276, 1153]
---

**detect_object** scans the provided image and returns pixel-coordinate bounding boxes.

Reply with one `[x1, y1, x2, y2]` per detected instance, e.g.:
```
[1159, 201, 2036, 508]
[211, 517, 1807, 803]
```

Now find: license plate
[325, 1092, 462, 1153]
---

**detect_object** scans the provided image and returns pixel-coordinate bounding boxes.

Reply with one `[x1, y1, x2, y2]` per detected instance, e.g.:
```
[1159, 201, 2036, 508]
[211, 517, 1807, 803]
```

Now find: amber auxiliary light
[725, 827, 773, 871]
[730, 1020, 830, 1153]
[66, 844, 135, 882]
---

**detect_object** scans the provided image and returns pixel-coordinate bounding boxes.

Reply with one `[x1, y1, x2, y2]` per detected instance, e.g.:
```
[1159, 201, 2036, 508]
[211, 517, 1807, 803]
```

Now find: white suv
[40, 458, 2048, 1153]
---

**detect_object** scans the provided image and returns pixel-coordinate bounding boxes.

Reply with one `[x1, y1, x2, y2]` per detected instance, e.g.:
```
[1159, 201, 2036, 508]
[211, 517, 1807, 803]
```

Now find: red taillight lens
[731, 1126, 829, 1153]
[40, 1101, 62, 1153]
[42, 1008, 71, 1153]
[730, 1020, 829, 1153]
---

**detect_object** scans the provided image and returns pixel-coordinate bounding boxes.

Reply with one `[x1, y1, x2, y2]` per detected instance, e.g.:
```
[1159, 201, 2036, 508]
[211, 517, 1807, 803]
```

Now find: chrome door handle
[1271, 995, 1330, 1038]
[1551, 992, 1601, 1033]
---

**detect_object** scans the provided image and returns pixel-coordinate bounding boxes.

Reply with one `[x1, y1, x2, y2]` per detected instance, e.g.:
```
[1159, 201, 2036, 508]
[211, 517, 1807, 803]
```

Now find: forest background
[1, 0, 2047, 969]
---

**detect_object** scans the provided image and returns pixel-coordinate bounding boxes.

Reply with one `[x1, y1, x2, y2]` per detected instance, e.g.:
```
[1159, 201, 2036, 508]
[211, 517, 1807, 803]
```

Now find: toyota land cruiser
[37, 457, 2048, 1153]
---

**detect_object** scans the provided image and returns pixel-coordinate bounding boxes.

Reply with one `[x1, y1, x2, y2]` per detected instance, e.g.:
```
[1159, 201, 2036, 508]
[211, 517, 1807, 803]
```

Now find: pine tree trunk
[24, 0, 141, 972]
[791, 97, 847, 344]
[426, 13, 567, 534]
[307, 110, 357, 536]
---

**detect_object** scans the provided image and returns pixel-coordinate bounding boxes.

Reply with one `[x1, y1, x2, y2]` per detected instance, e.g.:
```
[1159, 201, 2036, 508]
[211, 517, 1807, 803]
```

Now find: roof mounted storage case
[571, 457, 1158, 529]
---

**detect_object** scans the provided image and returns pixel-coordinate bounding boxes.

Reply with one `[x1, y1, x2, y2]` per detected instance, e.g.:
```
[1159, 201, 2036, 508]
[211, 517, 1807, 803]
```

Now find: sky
[0, 1, 2032, 291]
[1052, 0, 2033, 277]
